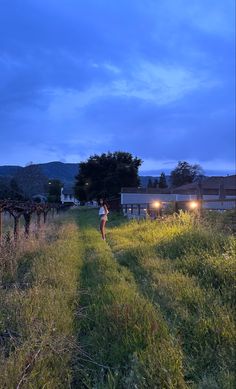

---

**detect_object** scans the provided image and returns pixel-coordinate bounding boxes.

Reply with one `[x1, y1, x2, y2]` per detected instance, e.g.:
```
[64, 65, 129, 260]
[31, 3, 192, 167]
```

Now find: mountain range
[0, 162, 79, 186]
[0, 161, 163, 194]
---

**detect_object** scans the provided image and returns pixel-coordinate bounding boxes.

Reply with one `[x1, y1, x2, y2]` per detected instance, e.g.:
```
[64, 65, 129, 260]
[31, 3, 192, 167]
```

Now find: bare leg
[100, 219, 106, 240]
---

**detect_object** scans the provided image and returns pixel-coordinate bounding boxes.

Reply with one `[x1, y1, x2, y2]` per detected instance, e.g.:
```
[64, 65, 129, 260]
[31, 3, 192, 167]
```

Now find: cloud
[0, 0, 234, 174]
[43, 59, 211, 123]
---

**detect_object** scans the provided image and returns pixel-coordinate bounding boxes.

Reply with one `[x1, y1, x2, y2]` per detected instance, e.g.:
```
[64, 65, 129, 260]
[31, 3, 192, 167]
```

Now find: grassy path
[73, 209, 186, 388]
[1, 208, 235, 388]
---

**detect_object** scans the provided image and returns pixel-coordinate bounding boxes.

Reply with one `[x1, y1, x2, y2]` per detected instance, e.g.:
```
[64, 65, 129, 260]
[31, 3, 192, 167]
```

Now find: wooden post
[198, 199, 203, 217]
[131, 204, 133, 214]
[138, 204, 141, 216]
[174, 201, 179, 214]
[13, 216, 20, 241]
[43, 210, 48, 223]
[37, 212, 41, 229]
[24, 213, 31, 237]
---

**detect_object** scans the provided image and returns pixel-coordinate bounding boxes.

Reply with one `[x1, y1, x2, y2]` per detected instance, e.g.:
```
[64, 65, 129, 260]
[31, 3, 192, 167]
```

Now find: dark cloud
[0, 0, 235, 174]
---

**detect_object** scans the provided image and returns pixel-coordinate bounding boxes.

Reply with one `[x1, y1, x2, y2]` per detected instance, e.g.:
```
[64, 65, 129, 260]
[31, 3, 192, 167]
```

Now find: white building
[121, 175, 236, 216]
[60, 186, 79, 205]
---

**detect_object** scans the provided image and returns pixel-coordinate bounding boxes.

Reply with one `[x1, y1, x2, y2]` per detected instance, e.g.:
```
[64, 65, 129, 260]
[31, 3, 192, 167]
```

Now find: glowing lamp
[153, 201, 161, 208]
[189, 201, 198, 209]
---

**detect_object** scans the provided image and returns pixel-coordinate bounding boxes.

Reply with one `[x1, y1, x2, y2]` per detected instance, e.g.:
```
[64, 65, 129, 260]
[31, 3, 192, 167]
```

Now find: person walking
[99, 199, 109, 240]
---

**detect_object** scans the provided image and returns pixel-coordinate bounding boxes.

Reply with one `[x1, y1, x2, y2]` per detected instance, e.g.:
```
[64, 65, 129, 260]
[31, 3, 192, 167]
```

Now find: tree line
[74, 152, 203, 201]
[0, 151, 204, 203]
[147, 172, 168, 189]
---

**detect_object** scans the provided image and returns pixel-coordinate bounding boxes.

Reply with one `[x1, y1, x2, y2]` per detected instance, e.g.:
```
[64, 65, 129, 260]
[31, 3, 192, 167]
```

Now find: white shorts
[100, 215, 108, 222]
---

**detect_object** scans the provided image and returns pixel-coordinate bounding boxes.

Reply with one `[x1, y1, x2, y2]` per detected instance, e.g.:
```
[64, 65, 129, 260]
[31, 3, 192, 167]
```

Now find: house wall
[60, 192, 79, 205]
[121, 193, 236, 205]
[121, 193, 196, 205]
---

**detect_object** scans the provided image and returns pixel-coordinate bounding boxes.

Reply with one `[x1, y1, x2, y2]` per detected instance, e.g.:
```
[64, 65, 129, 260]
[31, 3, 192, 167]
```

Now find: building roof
[173, 175, 236, 194]
[121, 175, 236, 195]
[121, 187, 171, 194]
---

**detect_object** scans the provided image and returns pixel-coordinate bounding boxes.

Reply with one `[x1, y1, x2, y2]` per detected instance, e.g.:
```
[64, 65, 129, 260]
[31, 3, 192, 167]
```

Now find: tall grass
[0, 214, 82, 388]
[1, 208, 235, 388]
[108, 211, 236, 388]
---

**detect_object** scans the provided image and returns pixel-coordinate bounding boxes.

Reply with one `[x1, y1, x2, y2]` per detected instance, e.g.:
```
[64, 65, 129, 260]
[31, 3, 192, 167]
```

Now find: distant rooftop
[122, 175, 236, 195]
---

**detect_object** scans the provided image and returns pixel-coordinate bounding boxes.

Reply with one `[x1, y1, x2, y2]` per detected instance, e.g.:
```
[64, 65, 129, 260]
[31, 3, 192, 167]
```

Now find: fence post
[37, 212, 41, 229]
[174, 201, 179, 214]
[24, 213, 31, 237]
[43, 210, 48, 223]
[13, 216, 20, 241]
[198, 199, 203, 217]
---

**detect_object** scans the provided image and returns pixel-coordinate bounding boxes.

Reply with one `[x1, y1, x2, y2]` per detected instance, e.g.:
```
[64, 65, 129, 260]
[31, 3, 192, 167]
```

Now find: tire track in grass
[108, 226, 236, 388]
[72, 209, 186, 388]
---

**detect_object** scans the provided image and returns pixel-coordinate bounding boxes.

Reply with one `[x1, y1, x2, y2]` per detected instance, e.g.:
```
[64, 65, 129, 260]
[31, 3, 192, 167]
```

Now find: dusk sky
[0, 0, 235, 175]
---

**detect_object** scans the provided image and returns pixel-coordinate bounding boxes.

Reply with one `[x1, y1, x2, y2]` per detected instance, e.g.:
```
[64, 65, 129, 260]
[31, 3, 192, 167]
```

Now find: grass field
[0, 208, 235, 388]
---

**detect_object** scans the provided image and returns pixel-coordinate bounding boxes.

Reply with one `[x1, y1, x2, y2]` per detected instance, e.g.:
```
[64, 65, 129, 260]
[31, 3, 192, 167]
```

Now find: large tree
[75, 152, 142, 201]
[171, 161, 204, 187]
[47, 179, 62, 203]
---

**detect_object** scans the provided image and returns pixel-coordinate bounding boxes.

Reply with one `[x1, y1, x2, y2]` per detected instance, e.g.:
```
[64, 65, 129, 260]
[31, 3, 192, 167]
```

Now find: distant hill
[13, 165, 48, 198]
[0, 165, 23, 178]
[0, 162, 79, 187]
[0, 162, 162, 189]
[38, 162, 79, 186]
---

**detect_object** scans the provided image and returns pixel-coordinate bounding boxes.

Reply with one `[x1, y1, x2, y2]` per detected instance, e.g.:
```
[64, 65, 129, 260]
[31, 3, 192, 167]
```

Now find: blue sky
[0, 0, 235, 175]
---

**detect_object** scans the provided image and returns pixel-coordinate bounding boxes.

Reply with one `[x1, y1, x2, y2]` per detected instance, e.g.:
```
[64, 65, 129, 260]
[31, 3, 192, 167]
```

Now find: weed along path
[73, 209, 186, 388]
[0, 217, 83, 388]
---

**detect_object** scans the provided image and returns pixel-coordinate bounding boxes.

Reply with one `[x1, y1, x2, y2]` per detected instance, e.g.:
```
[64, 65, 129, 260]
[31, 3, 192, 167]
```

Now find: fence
[0, 201, 71, 244]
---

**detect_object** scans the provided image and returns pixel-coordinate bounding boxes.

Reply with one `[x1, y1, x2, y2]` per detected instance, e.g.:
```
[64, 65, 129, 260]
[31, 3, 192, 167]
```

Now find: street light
[189, 201, 198, 210]
[152, 201, 162, 218]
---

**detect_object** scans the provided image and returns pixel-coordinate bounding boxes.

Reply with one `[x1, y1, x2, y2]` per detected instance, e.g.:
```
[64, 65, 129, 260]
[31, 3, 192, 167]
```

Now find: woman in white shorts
[99, 199, 109, 240]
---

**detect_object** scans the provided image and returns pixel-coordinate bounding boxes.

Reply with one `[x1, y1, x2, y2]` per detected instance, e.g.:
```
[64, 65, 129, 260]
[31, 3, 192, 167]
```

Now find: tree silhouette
[75, 152, 142, 200]
[159, 172, 168, 188]
[171, 161, 204, 187]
